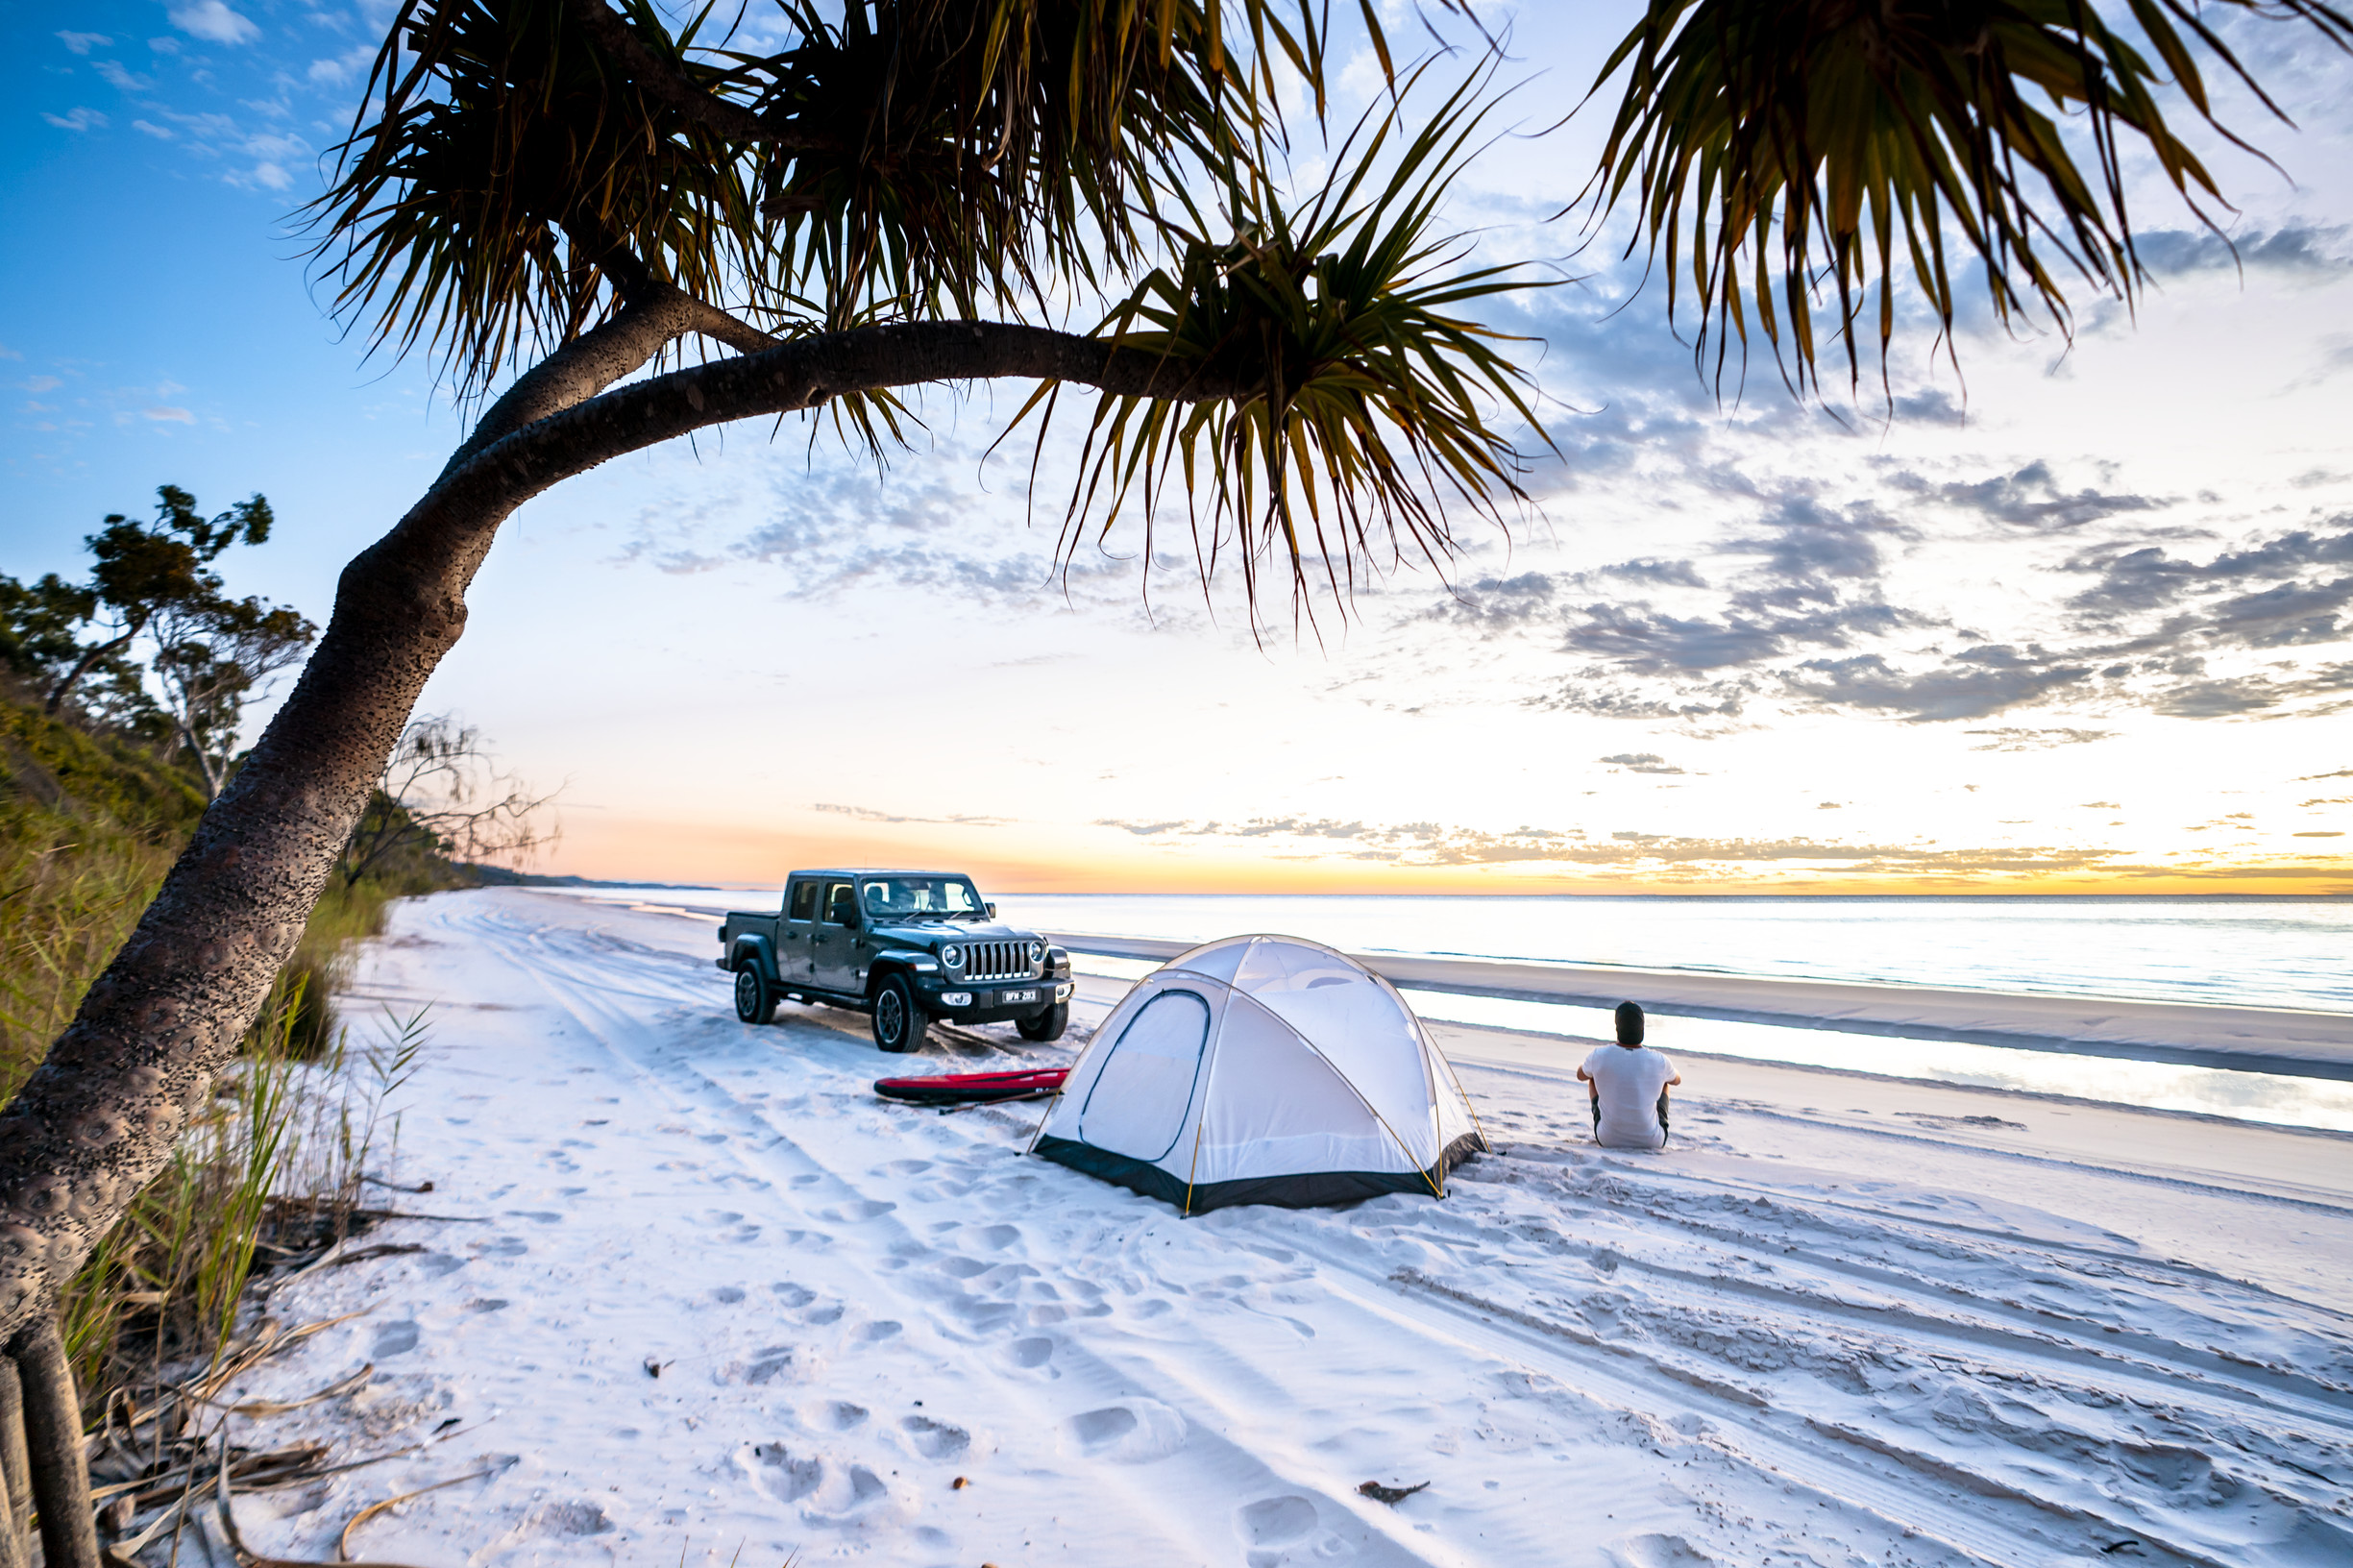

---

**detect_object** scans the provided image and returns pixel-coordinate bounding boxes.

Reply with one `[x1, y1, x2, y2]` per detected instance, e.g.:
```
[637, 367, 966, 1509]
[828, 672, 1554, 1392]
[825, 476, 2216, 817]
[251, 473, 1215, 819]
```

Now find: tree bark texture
[0, 316, 1240, 1349]
[8, 1317, 94, 1568]
[0, 1356, 29, 1568]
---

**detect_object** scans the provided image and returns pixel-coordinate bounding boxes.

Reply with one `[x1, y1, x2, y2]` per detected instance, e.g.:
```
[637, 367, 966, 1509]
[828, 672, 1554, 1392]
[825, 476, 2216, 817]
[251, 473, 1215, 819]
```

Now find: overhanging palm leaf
[1018, 71, 1556, 622]
[307, 0, 769, 393]
[1583, 0, 2353, 396]
[308, 0, 1393, 390]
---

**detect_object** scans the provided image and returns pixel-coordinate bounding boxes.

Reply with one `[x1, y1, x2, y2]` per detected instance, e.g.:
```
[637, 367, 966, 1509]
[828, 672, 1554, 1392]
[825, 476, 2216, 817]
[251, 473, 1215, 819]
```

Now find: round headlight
[943, 945, 964, 969]
[1028, 940, 1045, 964]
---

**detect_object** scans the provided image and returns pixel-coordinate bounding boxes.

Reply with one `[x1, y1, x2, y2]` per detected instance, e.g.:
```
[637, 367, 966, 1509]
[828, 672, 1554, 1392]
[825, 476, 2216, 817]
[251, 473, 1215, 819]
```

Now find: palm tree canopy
[1584, 0, 2353, 395]
[305, 0, 2349, 596]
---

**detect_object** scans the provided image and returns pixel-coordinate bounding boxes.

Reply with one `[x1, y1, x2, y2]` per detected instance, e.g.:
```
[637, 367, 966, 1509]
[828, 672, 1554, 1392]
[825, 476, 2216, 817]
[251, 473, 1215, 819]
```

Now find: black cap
[1614, 1001, 1645, 1045]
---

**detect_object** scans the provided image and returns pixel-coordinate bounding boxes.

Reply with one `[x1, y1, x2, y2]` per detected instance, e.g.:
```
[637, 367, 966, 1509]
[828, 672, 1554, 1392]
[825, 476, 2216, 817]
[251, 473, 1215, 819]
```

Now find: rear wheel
[1017, 1003, 1068, 1042]
[872, 973, 927, 1053]
[733, 964, 776, 1025]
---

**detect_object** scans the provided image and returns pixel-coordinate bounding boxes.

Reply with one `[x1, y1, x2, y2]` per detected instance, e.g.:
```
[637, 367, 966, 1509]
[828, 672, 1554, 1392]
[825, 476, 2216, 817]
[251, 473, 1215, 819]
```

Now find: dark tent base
[1033, 1132, 1487, 1215]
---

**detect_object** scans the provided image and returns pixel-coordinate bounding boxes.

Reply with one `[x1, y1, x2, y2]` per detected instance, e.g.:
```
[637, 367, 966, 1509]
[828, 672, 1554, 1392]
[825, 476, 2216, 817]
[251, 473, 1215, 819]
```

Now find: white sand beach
[208, 890, 2353, 1568]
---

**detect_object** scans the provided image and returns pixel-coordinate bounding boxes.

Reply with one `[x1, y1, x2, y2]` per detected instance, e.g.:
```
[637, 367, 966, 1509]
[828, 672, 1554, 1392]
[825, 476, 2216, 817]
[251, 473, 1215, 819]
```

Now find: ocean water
[991, 894, 2353, 1016]
[541, 886, 2353, 1130]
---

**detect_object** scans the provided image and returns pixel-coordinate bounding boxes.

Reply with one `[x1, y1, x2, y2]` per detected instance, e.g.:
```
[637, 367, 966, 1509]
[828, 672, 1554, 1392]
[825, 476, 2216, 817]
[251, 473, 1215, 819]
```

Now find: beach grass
[1, 688, 456, 1427]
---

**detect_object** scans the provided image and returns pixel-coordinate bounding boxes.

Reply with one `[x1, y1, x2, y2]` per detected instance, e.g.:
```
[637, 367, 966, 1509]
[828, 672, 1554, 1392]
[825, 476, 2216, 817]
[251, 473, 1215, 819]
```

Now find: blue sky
[5, 1, 2351, 893]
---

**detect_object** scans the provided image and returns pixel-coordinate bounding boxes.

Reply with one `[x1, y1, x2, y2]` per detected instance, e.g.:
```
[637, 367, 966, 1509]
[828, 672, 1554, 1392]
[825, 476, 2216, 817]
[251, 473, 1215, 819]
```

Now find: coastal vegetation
[5, 2, 2348, 1564]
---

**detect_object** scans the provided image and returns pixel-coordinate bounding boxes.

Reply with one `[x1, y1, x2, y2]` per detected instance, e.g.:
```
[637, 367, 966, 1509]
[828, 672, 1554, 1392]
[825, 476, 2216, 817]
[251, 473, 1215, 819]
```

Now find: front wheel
[733, 964, 776, 1025]
[871, 973, 927, 1053]
[1016, 1003, 1068, 1042]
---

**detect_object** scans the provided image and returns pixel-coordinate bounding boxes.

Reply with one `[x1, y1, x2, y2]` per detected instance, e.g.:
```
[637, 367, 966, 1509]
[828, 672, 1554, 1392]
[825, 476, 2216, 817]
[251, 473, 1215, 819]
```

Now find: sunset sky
[4, 2, 2350, 894]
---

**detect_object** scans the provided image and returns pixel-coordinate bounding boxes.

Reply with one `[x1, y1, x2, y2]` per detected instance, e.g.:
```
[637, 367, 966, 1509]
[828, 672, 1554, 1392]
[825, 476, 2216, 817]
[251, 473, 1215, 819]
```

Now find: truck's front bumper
[916, 976, 1074, 1021]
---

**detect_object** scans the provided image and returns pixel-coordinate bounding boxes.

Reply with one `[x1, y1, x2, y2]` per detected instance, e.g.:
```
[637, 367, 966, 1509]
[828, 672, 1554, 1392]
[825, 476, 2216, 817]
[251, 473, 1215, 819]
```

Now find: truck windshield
[861, 876, 986, 920]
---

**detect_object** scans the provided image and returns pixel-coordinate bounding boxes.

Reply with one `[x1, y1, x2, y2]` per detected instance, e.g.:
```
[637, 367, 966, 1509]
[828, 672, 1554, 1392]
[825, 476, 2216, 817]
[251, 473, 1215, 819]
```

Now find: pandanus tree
[1, 0, 2344, 1561]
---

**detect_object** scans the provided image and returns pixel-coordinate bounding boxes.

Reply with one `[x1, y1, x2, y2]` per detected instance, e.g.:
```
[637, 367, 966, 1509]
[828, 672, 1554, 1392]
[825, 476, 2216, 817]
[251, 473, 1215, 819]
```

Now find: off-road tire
[733, 963, 776, 1025]
[872, 973, 927, 1053]
[1016, 1002, 1068, 1042]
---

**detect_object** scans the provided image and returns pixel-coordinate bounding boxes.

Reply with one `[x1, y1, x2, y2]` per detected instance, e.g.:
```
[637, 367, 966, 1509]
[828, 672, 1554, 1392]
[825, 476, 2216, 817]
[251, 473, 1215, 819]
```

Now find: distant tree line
[2, 489, 554, 874]
[1, 485, 314, 800]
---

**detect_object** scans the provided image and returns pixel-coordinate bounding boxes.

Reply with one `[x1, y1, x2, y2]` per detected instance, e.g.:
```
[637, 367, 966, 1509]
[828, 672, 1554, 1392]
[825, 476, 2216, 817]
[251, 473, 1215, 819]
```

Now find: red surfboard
[872, 1067, 1068, 1106]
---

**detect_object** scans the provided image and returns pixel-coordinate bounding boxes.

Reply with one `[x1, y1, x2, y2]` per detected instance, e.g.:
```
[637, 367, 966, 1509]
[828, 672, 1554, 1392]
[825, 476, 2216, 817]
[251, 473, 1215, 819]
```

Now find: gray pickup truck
[717, 868, 1073, 1051]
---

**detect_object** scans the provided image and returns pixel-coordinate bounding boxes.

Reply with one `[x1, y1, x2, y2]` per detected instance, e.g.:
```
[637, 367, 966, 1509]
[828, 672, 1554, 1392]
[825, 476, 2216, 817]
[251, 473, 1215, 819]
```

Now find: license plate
[997, 989, 1038, 1006]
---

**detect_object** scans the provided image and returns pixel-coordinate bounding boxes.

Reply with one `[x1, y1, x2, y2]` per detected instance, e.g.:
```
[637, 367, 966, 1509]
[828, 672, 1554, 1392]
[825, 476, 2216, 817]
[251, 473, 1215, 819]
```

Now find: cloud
[2302, 768, 2353, 781]
[813, 802, 1010, 827]
[1599, 752, 1686, 774]
[1090, 813, 2131, 876]
[1602, 558, 1707, 589]
[2151, 662, 2353, 717]
[2068, 527, 2353, 635]
[307, 44, 375, 85]
[94, 59, 153, 90]
[1786, 646, 2096, 721]
[168, 2, 260, 45]
[140, 406, 195, 423]
[1526, 682, 1748, 721]
[133, 119, 173, 138]
[57, 32, 112, 54]
[1964, 727, 2118, 751]
[1432, 572, 1558, 626]
[2133, 225, 2351, 280]
[43, 109, 110, 133]
[2293, 831, 2346, 838]
[1893, 460, 2163, 530]
[1564, 600, 1907, 674]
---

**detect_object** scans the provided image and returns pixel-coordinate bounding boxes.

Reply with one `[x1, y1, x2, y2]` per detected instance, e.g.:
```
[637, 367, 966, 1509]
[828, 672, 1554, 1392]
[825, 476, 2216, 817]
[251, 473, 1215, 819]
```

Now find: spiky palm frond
[1585, 0, 2353, 396]
[308, 0, 1386, 388]
[1019, 71, 1556, 622]
[754, 0, 1349, 324]
[307, 0, 768, 393]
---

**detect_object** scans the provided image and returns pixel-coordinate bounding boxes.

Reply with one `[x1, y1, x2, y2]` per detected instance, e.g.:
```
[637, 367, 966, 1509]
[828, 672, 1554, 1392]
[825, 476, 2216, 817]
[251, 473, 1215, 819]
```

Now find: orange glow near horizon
[539, 815, 2353, 896]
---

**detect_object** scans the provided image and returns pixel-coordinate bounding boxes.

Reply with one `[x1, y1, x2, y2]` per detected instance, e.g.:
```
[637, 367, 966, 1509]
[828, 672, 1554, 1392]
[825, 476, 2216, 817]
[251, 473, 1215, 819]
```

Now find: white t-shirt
[1582, 1044, 1675, 1149]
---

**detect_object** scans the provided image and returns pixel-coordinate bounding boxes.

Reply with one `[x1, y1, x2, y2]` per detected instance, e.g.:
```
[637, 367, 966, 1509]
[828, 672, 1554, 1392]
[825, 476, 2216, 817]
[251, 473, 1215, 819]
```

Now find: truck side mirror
[985, 902, 997, 919]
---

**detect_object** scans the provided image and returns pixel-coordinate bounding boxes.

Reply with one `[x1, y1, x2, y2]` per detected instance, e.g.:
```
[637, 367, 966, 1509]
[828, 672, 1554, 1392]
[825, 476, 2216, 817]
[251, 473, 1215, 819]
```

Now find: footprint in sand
[712, 1286, 746, 1304]
[1007, 1337, 1054, 1369]
[935, 1257, 991, 1279]
[1066, 1399, 1187, 1463]
[1237, 1496, 1316, 1547]
[527, 1501, 613, 1537]
[860, 1321, 902, 1342]
[770, 1283, 815, 1308]
[972, 1224, 1020, 1250]
[743, 1346, 797, 1384]
[748, 1443, 823, 1503]
[369, 1321, 421, 1359]
[1606, 1535, 1717, 1568]
[900, 1415, 970, 1459]
[816, 1402, 869, 1430]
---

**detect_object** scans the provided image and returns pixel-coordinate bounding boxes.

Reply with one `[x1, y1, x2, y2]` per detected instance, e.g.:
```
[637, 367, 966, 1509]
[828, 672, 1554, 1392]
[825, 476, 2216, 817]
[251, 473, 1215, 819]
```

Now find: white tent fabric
[1032, 935, 1487, 1213]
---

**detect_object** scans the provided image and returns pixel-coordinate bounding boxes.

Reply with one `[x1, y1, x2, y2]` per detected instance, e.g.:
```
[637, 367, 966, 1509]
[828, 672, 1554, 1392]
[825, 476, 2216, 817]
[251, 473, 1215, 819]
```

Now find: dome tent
[1030, 935, 1487, 1213]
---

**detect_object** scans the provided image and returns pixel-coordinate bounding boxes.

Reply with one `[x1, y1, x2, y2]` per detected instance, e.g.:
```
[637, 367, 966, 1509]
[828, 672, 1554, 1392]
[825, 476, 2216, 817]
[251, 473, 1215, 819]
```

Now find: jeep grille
[961, 941, 1036, 982]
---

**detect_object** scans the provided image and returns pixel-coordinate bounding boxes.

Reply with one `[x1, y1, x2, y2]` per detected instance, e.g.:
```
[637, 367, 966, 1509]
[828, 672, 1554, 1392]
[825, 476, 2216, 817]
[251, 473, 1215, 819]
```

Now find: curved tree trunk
[0, 313, 1237, 1563]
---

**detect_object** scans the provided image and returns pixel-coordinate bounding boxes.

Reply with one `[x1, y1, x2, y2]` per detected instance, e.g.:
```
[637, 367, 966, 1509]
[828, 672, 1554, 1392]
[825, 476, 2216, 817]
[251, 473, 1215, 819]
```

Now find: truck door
[812, 878, 860, 992]
[777, 878, 818, 986]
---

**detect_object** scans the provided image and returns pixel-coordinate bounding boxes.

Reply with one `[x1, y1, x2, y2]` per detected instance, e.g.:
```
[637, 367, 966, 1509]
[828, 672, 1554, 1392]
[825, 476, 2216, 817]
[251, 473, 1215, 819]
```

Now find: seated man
[1578, 1002, 1680, 1150]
